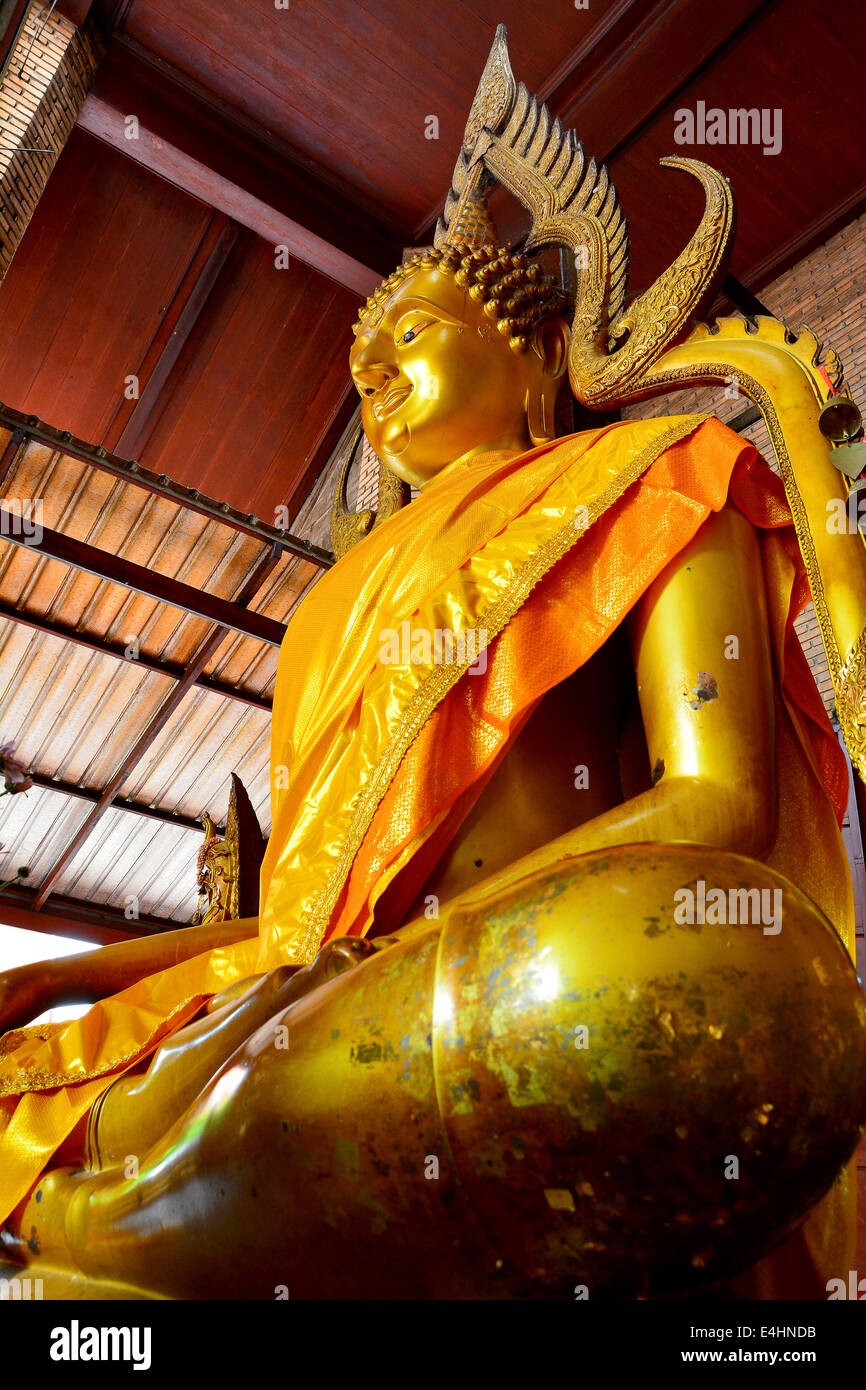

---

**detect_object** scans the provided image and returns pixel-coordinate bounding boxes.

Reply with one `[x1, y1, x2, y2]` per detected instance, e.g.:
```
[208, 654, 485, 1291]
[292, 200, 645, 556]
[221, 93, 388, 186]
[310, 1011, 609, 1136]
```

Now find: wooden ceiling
[0, 0, 861, 523]
[121, 0, 617, 231]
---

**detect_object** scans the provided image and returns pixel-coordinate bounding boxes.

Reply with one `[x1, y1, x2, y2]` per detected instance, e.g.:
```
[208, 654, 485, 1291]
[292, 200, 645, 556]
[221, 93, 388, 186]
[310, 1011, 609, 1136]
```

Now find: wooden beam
[33, 543, 282, 909]
[94, 34, 404, 270]
[26, 770, 223, 833]
[55, 0, 97, 26]
[542, 0, 770, 163]
[0, 883, 177, 945]
[77, 92, 381, 297]
[0, 503, 288, 646]
[0, 598, 272, 710]
[104, 213, 240, 458]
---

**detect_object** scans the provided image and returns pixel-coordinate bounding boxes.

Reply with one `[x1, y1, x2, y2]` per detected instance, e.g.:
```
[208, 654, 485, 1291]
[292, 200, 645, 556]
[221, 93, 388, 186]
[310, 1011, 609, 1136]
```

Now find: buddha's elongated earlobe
[525, 384, 553, 446]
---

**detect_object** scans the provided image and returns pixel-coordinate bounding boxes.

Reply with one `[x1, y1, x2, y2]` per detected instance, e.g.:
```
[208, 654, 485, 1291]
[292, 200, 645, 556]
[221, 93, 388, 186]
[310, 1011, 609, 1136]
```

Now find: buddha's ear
[532, 315, 569, 380]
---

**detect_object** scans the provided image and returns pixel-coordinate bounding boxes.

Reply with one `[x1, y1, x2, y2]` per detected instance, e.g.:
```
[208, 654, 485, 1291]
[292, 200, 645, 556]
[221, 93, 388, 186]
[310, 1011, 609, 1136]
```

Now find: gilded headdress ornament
[432, 24, 735, 406]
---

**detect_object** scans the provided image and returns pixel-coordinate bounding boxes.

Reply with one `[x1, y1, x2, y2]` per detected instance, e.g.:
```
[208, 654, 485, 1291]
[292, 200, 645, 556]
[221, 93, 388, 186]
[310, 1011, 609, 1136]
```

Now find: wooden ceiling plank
[281, 379, 357, 524]
[218, 270, 348, 506]
[412, 0, 769, 243]
[547, 0, 770, 159]
[138, 236, 359, 520]
[55, 1, 97, 25]
[105, 214, 240, 458]
[102, 32, 408, 255]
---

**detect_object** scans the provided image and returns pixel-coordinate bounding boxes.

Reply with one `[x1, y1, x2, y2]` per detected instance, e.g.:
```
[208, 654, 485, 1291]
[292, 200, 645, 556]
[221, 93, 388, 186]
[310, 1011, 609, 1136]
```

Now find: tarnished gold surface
[5, 847, 866, 1299]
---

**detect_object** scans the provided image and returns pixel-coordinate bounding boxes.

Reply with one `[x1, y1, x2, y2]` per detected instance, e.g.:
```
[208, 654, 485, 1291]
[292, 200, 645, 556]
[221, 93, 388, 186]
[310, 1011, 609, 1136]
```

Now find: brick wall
[0, 1, 98, 280]
[356, 435, 380, 512]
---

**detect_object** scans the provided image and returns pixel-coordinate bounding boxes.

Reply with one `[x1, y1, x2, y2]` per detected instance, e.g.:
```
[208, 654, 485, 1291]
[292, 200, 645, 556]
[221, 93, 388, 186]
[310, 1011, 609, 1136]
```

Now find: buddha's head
[349, 242, 570, 488]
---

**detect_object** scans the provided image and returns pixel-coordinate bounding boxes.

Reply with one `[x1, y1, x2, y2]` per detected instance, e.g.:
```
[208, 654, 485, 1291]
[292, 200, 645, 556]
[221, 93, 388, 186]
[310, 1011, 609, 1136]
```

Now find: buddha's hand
[304, 937, 378, 986]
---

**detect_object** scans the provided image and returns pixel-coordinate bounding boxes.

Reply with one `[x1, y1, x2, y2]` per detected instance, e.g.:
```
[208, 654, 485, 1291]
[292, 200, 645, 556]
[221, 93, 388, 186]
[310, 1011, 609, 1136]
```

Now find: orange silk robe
[0, 414, 853, 1283]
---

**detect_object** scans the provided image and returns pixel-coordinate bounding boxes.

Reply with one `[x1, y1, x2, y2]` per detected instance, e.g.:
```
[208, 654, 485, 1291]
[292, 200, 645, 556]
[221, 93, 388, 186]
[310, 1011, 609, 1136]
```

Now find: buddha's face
[349, 265, 567, 487]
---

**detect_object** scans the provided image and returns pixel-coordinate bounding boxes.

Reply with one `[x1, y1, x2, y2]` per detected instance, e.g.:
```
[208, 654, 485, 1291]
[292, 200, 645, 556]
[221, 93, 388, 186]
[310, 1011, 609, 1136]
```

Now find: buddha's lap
[11, 843, 862, 1296]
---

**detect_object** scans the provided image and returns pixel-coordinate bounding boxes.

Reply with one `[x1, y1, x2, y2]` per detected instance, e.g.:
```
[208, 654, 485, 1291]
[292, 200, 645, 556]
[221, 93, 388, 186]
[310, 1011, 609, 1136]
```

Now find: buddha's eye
[395, 315, 433, 346]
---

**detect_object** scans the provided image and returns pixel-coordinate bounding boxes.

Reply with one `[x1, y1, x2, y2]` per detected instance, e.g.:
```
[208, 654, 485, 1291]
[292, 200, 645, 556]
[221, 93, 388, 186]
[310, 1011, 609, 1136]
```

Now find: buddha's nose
[351, 356, 399, 397]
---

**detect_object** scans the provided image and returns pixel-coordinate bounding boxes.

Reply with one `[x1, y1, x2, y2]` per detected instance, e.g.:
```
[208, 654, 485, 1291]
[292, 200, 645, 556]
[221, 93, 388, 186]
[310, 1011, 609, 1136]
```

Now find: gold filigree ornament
[836, 629, 866, 782]
[191, 811, 238, 926]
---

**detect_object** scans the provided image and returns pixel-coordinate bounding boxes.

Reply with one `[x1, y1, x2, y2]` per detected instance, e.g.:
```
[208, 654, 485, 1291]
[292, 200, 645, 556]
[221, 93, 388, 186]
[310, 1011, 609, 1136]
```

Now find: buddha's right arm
[0, 916, 259, 1033]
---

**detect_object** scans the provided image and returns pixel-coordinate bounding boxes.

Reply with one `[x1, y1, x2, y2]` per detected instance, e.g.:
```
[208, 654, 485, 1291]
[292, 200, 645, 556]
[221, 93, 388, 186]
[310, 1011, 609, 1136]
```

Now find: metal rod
[722, 273, 774, 321]
[0, 401, 334, 568]
[26, 770, 224, 833]
[17, 0, 58, 78]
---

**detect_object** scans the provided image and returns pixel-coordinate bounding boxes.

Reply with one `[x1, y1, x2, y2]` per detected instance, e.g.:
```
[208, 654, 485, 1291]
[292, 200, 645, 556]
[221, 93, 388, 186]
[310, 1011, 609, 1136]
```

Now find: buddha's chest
[415, 628, 641, 907]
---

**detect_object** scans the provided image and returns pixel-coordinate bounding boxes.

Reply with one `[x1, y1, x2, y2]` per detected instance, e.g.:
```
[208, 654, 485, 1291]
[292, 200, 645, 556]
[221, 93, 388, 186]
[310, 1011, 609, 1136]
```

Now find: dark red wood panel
[0, 128, 211, 441]
[116, 0, 866, 297]
[0, 127, 359, 522]
[91, 37, 403, 271]
[476, 0, 866, 301]
[140, 231, 359, 521]
[605, 0, 866, 300]
[123, 0, 630, 230]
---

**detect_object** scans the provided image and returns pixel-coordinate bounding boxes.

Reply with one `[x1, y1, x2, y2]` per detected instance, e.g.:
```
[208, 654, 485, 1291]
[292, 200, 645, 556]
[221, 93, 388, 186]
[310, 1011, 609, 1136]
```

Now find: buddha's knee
[427, 841, 866, 1295]
[55, 844, 866, 1298]
[190, 844, 866, 1295]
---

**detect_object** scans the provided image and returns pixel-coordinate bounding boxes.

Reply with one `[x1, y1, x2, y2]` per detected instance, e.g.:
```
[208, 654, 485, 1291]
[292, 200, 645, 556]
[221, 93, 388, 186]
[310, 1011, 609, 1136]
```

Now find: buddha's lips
[373, 385, 412, 421]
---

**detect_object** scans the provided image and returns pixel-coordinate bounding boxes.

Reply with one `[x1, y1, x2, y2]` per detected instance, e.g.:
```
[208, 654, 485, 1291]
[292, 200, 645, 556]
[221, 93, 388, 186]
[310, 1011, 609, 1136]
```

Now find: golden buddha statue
[1, 27, 866, 1301]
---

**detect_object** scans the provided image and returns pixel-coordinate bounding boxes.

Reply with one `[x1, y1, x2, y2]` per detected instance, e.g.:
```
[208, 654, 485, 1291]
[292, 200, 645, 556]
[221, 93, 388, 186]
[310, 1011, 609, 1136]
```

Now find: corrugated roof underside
[0, 432, 325, 921]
